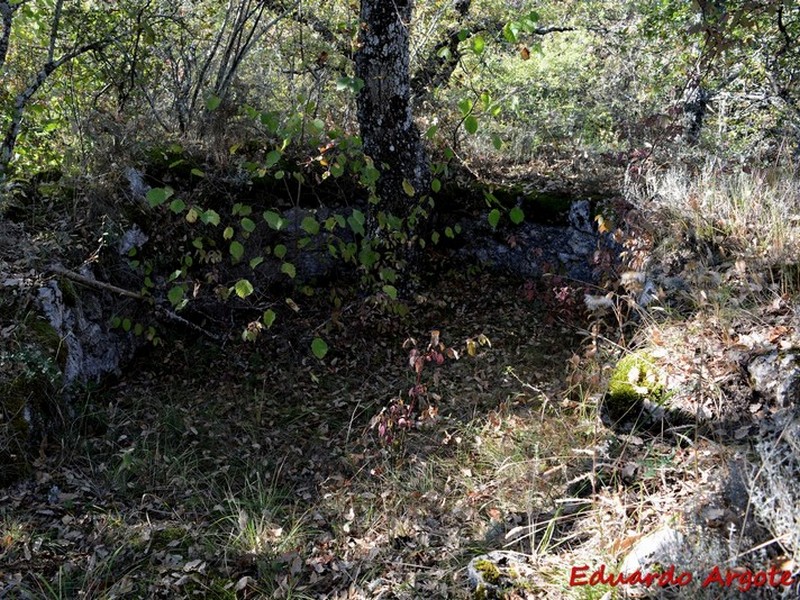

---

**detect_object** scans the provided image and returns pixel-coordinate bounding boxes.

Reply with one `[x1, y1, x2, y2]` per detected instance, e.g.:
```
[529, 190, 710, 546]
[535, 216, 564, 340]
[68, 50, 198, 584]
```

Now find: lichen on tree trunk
[355, 0, 430, 222]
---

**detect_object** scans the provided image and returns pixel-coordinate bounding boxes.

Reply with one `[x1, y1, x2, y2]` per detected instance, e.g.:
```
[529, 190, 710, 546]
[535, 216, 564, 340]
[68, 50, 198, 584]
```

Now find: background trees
[2, 0, 797, 184]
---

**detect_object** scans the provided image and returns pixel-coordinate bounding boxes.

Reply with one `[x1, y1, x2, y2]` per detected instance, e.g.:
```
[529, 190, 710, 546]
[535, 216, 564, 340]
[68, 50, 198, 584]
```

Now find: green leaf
[431, 178, 442, 193]
[122, 318, 132, 332]
[223, 226, 234, 240]
[382, 285, 398, 299]
[380, 269, 396, 284]
[191, 168, 205, 178]
[488, 208, 501, 228]
[205, 94, 221, 111]
[472, 35, 485, 54]
[464, 116, 479, 134]
[331, 163, 345, 178]
[249, 256, 264, 269]
[458, 98, 473, 117]
[230, 241, 244, 261]
[240, 217, 256, 233]
[274, 244, 287, 259]
[169, 198, 186, 214]
[265, 150, 282, 168]
[146, 187, 173, 207]
[431, 231, 440, 244]
[264, 210, 284, 230]
[301, 216, 320, 235]
[233, 203, 252, 216]
[402, 179, 416, 197]
[445, 226, 455, 238]
[358, 246, 380, 268]
[360, 165, 380, 187]
[234, 279, 254, 299]
[509, 206, 525, 224]
[425, 125, 438, 140]
[503, 22, 519, 43]
[201, 209, 220, 226]
[335, 76, 365, 94]
[167, 285, 184, 306]
[260, 111, 279, 133]
[281, 262, 296, 278]
[491, 134, 504, 150]
[348, 210, 366, 236]
[262, 309, 276, 328]
[311, 337, 329, 359]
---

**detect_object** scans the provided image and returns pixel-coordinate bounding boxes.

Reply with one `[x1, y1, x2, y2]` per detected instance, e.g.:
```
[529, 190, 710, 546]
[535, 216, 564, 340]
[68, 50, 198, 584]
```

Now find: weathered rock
[37, 274, 137, 389]
[748, 350, 800, 407]
[749, 408, 800, 561]
[0, 220, 144, 486]
[619, 527, 685, 576]
[459, 200, 618, 283]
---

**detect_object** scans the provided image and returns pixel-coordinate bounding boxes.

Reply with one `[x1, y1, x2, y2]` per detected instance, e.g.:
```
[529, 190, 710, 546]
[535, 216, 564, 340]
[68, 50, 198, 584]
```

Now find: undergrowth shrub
[371, 330, 490, 446]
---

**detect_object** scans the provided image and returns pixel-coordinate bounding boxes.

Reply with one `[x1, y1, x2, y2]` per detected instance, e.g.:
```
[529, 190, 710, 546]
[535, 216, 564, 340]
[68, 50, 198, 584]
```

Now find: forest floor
[1, 265, 603, 599]
[3, 164, 800, 599]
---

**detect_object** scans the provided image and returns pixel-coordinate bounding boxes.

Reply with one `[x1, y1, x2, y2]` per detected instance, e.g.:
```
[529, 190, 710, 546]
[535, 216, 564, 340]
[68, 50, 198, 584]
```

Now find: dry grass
[629, 161, 800, 271]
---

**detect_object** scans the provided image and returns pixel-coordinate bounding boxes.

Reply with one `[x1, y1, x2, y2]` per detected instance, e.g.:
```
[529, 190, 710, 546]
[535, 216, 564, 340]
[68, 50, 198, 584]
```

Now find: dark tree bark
[355, 0, 430, 222]
[0, 0, 23, 71]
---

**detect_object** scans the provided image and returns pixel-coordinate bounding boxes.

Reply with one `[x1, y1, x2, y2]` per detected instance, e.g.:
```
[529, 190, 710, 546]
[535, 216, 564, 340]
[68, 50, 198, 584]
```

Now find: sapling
[372, 329, 489, 444]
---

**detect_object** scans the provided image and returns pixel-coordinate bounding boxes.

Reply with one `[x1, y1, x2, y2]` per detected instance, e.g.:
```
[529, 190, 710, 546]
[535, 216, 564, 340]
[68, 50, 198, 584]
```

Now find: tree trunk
[0, 1, 20, 71]
[355, 0, 430, 223]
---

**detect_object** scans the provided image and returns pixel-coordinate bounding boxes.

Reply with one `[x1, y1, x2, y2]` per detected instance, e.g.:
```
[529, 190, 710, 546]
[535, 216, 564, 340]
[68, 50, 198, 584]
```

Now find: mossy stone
[607, 351, 664, 413]
[473, 559, 502, 585]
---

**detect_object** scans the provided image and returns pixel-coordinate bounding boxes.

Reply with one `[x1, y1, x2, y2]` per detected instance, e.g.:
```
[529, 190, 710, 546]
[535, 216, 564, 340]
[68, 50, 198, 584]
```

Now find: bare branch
[48, 264, 147, 301]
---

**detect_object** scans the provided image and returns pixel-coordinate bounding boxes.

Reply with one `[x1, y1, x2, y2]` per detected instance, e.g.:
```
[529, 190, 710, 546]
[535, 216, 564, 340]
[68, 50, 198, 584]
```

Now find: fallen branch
[48, 263, 221, 341]
[48, 264, 147, 300]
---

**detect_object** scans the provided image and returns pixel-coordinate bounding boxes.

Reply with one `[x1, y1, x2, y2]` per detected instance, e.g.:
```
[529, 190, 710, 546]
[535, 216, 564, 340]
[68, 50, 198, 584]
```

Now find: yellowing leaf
[281, 262, 296, 279]
[234, 279, 254, 299]
[402, 178, 416, 197]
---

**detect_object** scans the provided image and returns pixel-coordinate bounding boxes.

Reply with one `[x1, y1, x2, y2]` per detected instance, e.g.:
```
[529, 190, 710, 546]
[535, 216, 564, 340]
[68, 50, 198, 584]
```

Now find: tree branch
[48, 264, 147, 300]
[411, 19, 576, 98]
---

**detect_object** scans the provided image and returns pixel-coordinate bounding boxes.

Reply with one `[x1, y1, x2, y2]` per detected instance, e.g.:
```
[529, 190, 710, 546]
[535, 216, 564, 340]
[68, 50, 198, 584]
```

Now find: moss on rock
[607, 351, 664, 413]
[473, 559, 502, 585]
